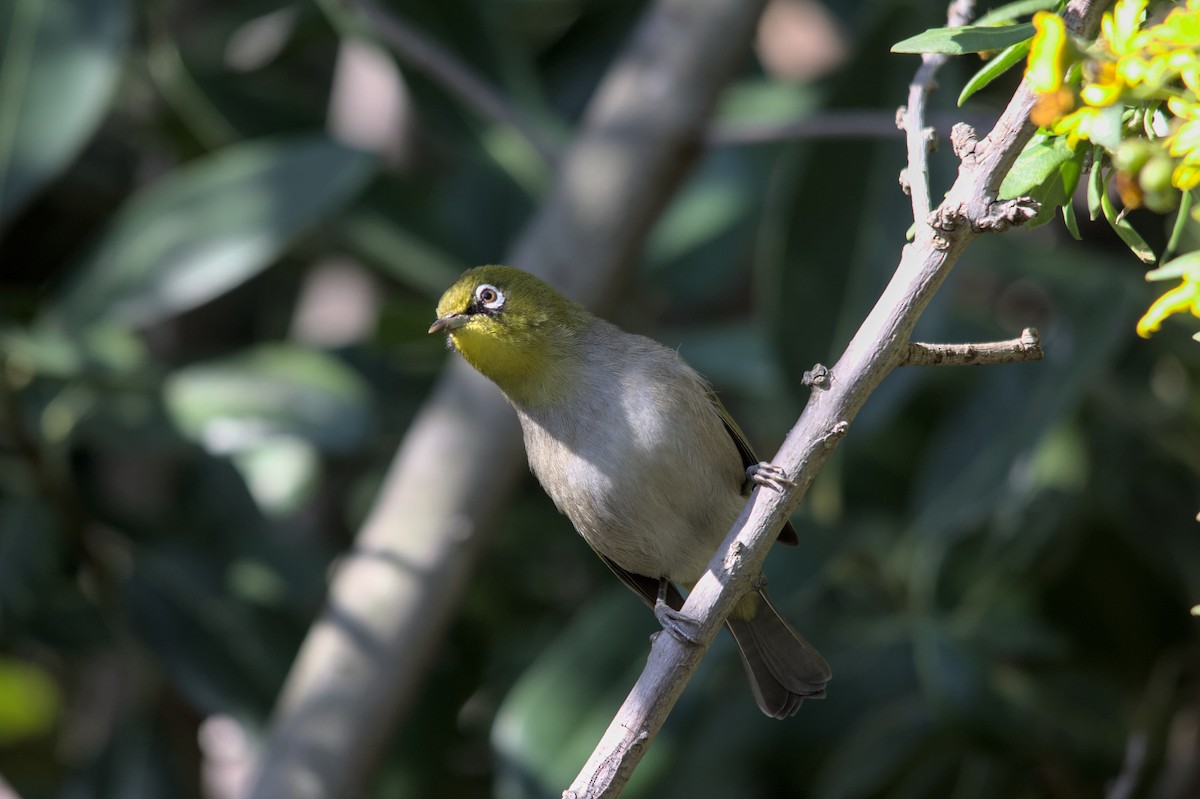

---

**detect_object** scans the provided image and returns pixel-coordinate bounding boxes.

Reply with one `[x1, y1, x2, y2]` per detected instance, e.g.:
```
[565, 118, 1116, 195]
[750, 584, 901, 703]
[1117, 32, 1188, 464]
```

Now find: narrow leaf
[1100, 182, 1156, 263]
[892, 23, 1034, 55]
[0, 0, 131, 225]
[1145, 251, 1200, 282]
[164, 343, 373, 453]
[51, 135, 376, 329]
[999, 135, 1073, 199]
[1061, 198, 1081, 240]
[975, 0, 1059, 26]
[959, 39, 1032, 106]
[999, 134, 1084, 229]
[1087, 158, 1105, 221]
[1163, 189, 1195, 262]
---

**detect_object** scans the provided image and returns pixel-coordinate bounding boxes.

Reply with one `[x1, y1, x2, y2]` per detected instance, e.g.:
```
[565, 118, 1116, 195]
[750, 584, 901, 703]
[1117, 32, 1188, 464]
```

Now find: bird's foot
[652, 578, 701, 645]
[743, 461, 795, 495]
[653, 603, 702, 645]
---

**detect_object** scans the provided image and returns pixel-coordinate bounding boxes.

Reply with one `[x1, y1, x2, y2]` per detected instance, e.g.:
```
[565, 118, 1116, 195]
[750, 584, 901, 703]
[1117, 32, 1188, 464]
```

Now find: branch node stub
[923, 126, 938, 152]
[1021, 327, 1040, 348]
[803, 363, 831, 390]
[975, 196, 1040, 232]
[928, 204, 965, 244]
[820, 421, 849, 449]
[895, 106, 907, 130]
[950, 122, 979, 163]
[723, 540, 747, 574]
[898, 169, 912, 195]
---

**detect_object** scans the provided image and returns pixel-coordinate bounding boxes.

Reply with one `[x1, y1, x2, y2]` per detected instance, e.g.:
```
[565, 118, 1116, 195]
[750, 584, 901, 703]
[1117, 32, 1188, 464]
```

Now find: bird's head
[429, 265, 592, 403]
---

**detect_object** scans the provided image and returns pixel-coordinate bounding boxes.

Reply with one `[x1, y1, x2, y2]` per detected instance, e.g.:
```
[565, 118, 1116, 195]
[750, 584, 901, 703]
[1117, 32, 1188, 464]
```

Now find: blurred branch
[707, 109, 996, 146]
[337, 0, 560, 165]
[904, 327, 1043, 366]
[898, 0, 975, 221]
[566, 0, 1107, 796]
[247, 0, 768, 798]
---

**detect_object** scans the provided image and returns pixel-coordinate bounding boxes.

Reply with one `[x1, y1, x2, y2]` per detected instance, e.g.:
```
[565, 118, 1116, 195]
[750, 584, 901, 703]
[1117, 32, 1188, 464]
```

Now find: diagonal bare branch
[247, 1, 769, 798]
[566, 1, 1107, 796]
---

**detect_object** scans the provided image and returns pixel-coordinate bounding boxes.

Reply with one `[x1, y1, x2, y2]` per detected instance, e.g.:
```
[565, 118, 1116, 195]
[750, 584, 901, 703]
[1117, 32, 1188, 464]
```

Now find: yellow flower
[1101, 0, 1147, 57]
[1047, 104, 1106, 147]
[1027, 12, 1073, 93]
[1137, 277, 1200, 338]
[1166, 98, 1200, 188]
[1175, 161, 1200, 190]
[1141, 2, 1200, 52]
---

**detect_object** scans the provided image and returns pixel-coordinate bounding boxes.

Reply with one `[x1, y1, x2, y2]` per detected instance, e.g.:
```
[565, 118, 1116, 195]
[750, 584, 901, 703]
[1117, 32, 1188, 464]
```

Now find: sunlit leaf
[999, 134, 1085, 228]
[163, 343, 373, 454]
[51, 135, 376, 329]
[1146, 251, 1200, 281]
[892, 23, 1033, 55]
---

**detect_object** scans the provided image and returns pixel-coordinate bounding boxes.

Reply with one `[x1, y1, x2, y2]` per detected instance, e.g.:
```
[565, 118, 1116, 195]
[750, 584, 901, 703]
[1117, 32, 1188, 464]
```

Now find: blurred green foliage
[1, 0, 1197, 798]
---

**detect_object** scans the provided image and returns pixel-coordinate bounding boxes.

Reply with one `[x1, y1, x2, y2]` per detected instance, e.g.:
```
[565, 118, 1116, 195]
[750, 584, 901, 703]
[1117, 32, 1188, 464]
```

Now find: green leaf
[0, 0, 130, 225]
[1163, 189, 1195, 262]
[1061, 197, 1081, 239]
[958, 39, 1031, 106]
[999, 135, 1073, 198]
[1099, 177, 1156, 263]
[163, 343, 373, 454]
[1087, 156, 1105, 221]
[892, 23, 1033, 55]
[975, 0, 1059, 26]
[0, 323, 147, 380]
[51, 135, 376, 330]
[1145, 251, 1200, 281]
[999, 134, 1085, 229]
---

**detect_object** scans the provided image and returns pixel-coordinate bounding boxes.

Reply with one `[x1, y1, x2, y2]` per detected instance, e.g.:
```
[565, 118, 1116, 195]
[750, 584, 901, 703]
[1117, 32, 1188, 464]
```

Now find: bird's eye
[476, 284, 505, 310]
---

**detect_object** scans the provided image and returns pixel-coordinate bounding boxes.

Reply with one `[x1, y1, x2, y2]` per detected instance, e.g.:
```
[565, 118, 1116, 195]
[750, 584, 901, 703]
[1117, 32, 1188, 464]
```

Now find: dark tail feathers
[725, 589, 830, 719]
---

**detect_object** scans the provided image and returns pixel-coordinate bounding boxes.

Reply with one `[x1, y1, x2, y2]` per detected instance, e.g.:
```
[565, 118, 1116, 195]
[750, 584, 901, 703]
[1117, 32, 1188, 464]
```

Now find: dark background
[1, 0, 1197, 797]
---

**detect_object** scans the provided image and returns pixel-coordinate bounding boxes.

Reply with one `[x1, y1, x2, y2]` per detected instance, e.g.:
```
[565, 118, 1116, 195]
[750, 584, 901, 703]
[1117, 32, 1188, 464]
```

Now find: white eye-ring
[475, 284, 505, 310]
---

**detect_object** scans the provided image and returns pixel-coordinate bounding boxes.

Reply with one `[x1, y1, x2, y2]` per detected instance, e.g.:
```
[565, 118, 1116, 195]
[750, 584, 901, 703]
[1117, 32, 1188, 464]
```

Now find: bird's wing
[600, 555, 686, 610]
[706, 387, 799, 546]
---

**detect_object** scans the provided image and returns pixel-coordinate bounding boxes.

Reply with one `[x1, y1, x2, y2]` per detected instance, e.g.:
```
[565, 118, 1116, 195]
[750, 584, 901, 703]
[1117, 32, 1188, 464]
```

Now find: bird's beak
[428, 313, 469, 334]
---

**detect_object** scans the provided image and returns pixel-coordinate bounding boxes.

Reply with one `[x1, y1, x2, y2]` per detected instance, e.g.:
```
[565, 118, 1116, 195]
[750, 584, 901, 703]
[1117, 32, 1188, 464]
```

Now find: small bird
[430, 265, 830, 718]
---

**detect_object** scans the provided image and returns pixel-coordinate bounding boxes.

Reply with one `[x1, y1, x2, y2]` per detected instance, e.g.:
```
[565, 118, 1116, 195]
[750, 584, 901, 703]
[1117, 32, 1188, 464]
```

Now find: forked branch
[566, 1, 1106, 796]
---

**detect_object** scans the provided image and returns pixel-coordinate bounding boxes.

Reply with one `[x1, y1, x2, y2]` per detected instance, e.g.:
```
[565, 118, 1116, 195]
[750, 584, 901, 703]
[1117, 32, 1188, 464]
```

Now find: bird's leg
[652, 578, 701, 645]
[743, 462, 795, 495]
